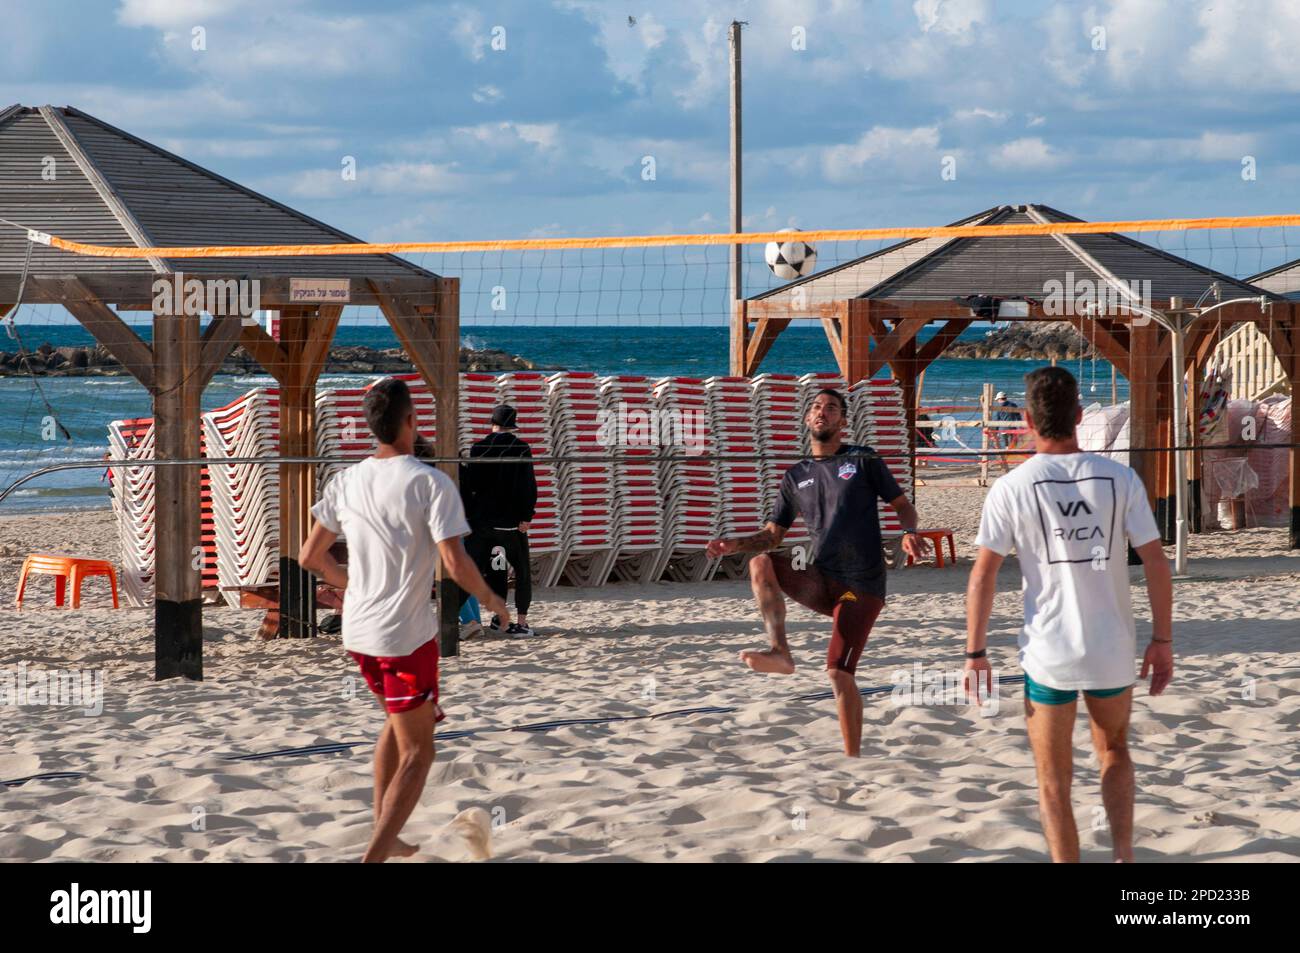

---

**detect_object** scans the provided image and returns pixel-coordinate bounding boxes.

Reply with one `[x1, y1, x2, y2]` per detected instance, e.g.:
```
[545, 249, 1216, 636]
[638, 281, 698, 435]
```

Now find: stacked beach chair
[107, 417, 219, 607]
[751, 373, 806, 550]
[848, 378, 912, 539]
[548, 372, 617, 586]
[496, 372, 564, 586]
[600, 375, 666, 583]
[653, 377, 719, 581]
[203, 388, 281, 606]
[706, 376, 766, 579]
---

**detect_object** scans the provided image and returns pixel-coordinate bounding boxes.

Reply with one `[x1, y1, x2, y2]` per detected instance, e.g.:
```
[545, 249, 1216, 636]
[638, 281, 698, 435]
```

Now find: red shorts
[349, 638, 446, 719]
[769, 554, 885, 674]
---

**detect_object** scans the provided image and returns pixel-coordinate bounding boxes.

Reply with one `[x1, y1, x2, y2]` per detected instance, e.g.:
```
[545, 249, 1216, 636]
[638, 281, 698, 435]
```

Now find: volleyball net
[0, 209, 1295, 595]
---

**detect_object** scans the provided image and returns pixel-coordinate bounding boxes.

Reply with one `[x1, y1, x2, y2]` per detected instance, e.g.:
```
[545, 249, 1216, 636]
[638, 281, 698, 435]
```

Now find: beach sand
[1, 472, 1298, 862]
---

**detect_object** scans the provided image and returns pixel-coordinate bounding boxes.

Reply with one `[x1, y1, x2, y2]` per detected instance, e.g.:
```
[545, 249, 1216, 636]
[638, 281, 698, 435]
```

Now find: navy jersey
[771, 444, 903, 598]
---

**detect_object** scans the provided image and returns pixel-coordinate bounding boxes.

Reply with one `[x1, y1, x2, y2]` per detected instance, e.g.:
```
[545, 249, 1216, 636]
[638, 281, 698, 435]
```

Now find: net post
[434, 277, 462, 657]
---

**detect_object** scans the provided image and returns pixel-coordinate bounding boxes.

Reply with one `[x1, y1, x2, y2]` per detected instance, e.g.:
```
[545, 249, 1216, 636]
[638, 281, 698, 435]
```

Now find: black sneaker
[488, 614, 502, 632]
[506, 622, 535, 638]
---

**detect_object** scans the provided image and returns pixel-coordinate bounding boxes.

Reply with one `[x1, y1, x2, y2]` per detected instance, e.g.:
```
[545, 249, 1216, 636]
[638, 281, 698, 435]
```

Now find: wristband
[965, 648, 987, 660]
[1151, 637, 1172, 644]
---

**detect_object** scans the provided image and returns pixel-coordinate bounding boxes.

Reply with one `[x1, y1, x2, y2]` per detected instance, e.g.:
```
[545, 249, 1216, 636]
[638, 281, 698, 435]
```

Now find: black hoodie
[460, 430, 538, 529]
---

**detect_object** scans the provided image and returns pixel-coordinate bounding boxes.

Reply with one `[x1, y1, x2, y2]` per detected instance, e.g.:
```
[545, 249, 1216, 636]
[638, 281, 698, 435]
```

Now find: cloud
[988, 137, 1064, 170]
[822, 126, 944, 183]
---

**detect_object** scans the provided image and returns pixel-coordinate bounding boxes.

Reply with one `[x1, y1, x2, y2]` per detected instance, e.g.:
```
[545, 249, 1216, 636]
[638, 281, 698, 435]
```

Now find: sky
[6, 0, 1300, 315]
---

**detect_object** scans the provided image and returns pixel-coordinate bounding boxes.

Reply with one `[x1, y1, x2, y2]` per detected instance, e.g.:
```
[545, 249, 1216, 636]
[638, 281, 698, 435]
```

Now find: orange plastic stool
[15, 554, 119, 609]
[906, 529, 957, 568]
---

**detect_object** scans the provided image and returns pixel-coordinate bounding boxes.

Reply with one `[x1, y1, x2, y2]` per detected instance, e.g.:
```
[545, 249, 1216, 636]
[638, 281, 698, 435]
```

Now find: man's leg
[825, 592, 881, 757]
[1083, 689, 1136, 863]
[372, 716, 418, 858]
[507, 531, 532, 627]
[1024, 688, 1081, 862]
[363, 700, 437, 863]
[742, 554, 796, 674]
[829, 669, 862, 756]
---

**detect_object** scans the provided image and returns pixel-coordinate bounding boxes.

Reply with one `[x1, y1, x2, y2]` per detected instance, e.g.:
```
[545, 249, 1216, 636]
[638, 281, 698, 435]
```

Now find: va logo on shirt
[837, 461, 857, 481]
[1031, 477, 1117, 563]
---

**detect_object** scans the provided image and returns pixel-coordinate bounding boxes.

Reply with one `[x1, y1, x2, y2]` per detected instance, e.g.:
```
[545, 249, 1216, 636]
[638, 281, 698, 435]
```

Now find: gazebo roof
[751, 203, 1274, 308]
[0, 104, 435, 289]
[1247, 259, 1300, 299]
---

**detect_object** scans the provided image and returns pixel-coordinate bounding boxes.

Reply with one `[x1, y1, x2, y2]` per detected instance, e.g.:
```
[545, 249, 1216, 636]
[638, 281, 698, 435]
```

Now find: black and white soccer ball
[764, 229, 817, 281]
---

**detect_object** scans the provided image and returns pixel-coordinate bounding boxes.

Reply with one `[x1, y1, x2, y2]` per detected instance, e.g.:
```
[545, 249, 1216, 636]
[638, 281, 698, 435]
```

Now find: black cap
[491, 404, 518, 429]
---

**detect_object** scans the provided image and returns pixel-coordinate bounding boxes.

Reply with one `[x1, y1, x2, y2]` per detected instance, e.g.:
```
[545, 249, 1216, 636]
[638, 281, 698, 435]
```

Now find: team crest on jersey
[837, 461, 857, 481]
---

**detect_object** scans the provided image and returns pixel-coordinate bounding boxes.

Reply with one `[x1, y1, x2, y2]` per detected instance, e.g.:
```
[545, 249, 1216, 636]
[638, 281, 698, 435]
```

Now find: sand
[1, 472, 1298, 862]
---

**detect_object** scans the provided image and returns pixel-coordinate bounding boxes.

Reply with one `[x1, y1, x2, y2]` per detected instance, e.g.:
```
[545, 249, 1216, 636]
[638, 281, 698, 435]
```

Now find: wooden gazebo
[0, 104, 460, 679]
[733, 204, 1300, 550]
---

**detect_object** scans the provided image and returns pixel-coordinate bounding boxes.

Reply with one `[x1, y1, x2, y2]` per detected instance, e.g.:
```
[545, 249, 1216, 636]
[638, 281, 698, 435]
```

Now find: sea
[0, 323, 1128, 513]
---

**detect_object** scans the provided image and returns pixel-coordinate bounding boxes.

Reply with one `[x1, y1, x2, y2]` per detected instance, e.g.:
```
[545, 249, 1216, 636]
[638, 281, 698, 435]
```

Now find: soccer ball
[764, 229, 817, 281]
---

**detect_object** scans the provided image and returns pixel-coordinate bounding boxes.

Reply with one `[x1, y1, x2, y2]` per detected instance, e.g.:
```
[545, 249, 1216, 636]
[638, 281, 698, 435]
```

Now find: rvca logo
[1033, 477, 1116, 564]
[797, 478, 815, 489]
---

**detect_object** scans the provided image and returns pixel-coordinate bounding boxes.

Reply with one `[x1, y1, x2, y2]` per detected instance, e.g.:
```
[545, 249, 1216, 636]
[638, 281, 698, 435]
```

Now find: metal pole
[729, 20, 743, 307]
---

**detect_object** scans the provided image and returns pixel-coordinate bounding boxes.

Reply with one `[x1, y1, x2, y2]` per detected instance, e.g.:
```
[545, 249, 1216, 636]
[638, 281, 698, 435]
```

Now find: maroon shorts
[769, 554, 884, 674]
[349, 638, 446, 719]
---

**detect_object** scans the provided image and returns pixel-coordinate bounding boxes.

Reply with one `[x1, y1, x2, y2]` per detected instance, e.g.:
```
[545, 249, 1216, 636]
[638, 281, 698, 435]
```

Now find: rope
[1, 239, 73, 442]
[5, 212, 1300, 260]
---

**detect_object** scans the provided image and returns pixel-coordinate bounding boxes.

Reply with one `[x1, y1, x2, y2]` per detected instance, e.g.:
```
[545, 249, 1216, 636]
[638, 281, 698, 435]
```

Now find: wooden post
[896, 333, 919, 491]
[434, 278, 462, 656]
[1128, 316, 1163, 563]
[844, 298, 871, 386]
[730, 299, 749, 376]
[152, 309, 204, 679]
[272, 304, 341, 638]
[372, 278, 461, 653]
[1287, 303, 1300, 549]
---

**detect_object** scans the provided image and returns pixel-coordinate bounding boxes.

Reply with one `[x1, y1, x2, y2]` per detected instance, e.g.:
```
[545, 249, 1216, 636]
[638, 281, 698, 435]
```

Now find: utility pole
[729, 20, 744, 308]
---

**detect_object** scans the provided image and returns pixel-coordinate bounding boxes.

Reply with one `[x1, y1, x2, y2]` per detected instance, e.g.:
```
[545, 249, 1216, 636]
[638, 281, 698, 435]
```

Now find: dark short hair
[812, 388, 847, 415]
[1024, 366, 1078, 440]
[363, 377, 414, 445]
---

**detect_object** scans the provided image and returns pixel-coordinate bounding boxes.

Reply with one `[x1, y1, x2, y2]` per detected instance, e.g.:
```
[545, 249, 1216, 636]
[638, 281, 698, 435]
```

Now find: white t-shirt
[311, 455, 470, 658]
[974, 451, 1162, 690]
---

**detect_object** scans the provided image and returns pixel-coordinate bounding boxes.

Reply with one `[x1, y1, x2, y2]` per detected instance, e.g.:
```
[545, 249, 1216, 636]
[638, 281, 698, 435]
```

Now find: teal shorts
[1024, 673, 1131, 705]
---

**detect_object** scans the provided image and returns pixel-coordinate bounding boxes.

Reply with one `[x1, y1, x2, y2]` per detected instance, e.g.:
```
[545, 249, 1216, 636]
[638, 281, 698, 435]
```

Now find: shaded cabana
[734, 204, 1300, 553]
[0, 104, 461, 679]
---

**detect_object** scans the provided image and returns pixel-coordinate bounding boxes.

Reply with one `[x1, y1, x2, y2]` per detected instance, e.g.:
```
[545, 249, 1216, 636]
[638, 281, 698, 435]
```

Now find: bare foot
[390, 838, 419, 858]
[740, 647, 795, 674]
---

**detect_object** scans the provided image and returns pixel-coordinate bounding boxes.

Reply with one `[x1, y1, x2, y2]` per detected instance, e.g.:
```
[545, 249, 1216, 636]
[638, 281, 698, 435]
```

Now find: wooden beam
[915, 317, 974, 368]
[51, 278, 156, 392]
[370, 279, 443, 391]
[1075, 315, 1132, 370]
[730, 299, 749, 376]
[745, 314, 792, 376]
[239, 323, 291, 384]
[195, 312, 246, 390]
[300, 304, 343, 384]
[152, 309, 203, 679]
[867, 316, 929, 381]
[1, 274, 439, 310]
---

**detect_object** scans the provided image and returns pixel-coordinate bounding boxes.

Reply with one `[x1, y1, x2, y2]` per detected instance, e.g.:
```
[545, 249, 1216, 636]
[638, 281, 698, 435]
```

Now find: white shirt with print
[311, 455, 470, 658]
[975, 451, 1162, 690]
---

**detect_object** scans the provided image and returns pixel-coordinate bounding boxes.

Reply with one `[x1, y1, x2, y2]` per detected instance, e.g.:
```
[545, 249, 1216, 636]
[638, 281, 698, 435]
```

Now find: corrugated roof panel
[0, 109, 154, 276]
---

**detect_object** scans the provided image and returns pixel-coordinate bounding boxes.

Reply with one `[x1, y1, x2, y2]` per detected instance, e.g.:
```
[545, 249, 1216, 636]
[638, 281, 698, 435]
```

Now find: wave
[0, 444, 109, 459]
